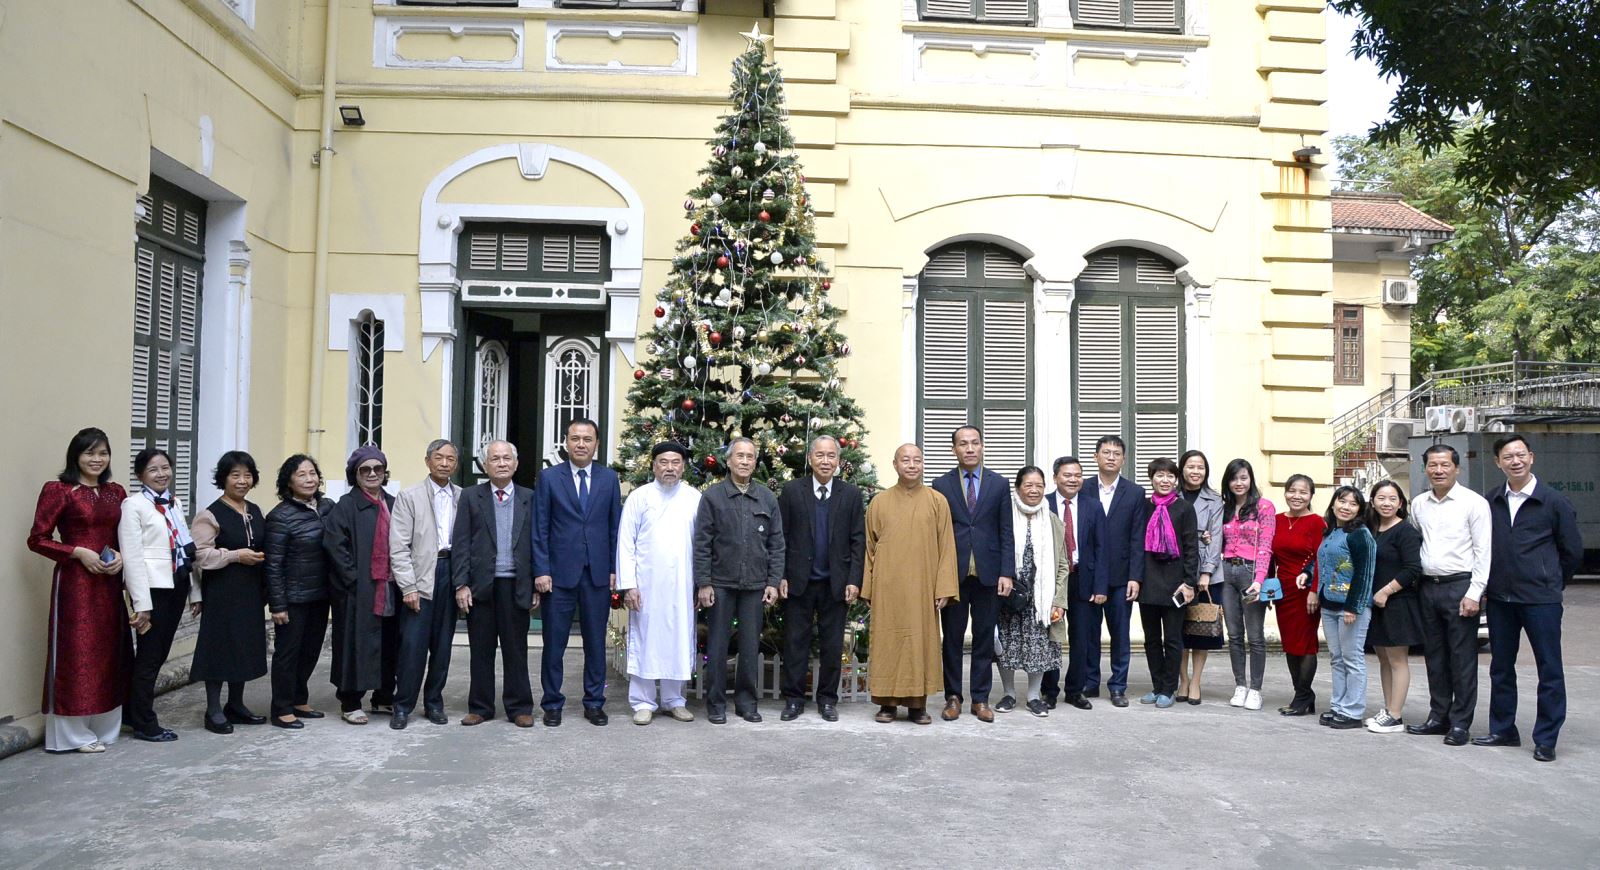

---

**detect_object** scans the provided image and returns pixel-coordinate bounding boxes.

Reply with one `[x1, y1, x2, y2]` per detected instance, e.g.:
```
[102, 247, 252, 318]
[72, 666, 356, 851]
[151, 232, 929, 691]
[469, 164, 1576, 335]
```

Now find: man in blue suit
[1472, 434, 1583, 762]
[1041, 455, 1099, 711]
[1083, 435, 1146, 707]
[532, 418, 622, 726]
[931, 425, 1014, 723]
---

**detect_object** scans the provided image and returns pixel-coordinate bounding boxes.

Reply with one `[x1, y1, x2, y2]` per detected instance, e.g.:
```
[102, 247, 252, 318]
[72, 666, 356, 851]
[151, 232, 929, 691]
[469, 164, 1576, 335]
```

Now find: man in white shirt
[1406, 443, 1492, 746]
[1040, 456, 1098, 711]
[388, 439, 461, 729]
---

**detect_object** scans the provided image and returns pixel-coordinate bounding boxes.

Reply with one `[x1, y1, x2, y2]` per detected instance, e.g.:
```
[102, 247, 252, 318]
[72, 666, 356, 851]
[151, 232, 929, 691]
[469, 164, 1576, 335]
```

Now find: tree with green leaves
[615, 27, 879, 494]
[1335, 127, 1600, 373]
[1332, 1, 1600, 202]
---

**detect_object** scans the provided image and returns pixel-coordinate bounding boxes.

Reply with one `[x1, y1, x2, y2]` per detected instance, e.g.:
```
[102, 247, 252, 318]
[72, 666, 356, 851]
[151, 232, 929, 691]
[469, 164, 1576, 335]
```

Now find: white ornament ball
[709, 193, 724, 207]
[716, 288, 732, 304]
[682, 355, 698, 369]
[770, 251, 784, 265]
[732, 325, 746, 339]
[762, 188, 775, 202]
[861, 462, 874, 476]
[731, 166, 745, 180]
[683, 198, 695, 211]
[756, 362, 772, 376]
[754, 142, 768, 154]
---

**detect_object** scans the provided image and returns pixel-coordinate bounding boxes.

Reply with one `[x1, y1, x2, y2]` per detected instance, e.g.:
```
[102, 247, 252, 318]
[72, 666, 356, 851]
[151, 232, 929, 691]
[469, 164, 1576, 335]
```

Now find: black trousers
[270, 601, 329, 717]
[465, 576, 533, 719]
[336, 607, 401, 713]
[1041, 572, 1087, 700]
[124, 571, 191, 735]
[942, 575, 999, 703]
[780, 582, 848, 705]
[705, 587, 766, 714]
[395, 557, 457, 717]
[540, 578, 611, 712]
[1488, 599, 1565, 747]
[1420, 578, 1479, 729]
[1140, 603, 1185, 697]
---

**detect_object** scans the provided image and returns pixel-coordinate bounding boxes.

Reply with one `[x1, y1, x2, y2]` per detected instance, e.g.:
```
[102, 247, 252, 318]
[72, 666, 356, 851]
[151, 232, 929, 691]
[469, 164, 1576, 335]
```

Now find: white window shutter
[1075, 0, 1123, 27]
[921, 408, 968, 483]
[500, 233, 530, 272]
[1078, 253, 1121, 284]
[921, 299, 970, 402]
[1131, 0, 1180, 30]
[923, 248, 968, 279]
[469, 233, 499, 272]
[542, 236, 571, 274]
[1075, 304, 1122, 403]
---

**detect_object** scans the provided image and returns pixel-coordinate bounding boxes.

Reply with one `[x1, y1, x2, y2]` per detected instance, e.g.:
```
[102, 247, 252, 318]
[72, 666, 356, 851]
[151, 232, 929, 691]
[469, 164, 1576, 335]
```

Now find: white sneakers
[1244, 689, 1263, 711]
[666, 706, 695, 722]
[1366, 709, 1405, 733]
[632, 709, 653, 726]
[1229, 686, 1249, 707]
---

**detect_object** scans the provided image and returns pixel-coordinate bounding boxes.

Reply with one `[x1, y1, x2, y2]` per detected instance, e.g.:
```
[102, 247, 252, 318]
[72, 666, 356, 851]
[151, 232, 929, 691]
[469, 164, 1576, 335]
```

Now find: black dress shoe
[781, 700, 804, 721]
[1534, 745, 1556, 762]
[819, 704, 839, 722]
[1319, 711, 1336, 726]
[740, 709, 763, 724]
[1280, 704, 1314, 717]
[1043, 695, 1057, 710]
[1084, 688, 1102, 699]
[1472, 732, 1521, 747]
[271, 716, 304, 730]
[135, 727, 180, 742]
[708, 710, 727, 725]
[1328, 714, 1362, 729]
[425, 709, 449, 725]
[543, 710, 562, 727]
[1406, 719, 1449, 736]
[583, 708, 609, 726]
[1109, 692, 1128, 708]
[202, 718, 232, 735]
[224, 706, 267, 726]
[389, 712, 409, 731]
[1444, 728, 1471, 746]
[1065, 694, 1093, 710]
[292, 708, 325, 719]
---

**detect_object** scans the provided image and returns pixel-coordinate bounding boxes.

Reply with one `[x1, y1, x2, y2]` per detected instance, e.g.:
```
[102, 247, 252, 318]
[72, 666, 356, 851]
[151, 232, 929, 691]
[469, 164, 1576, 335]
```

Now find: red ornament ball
[634, 369, 645, 380]
[690, 222, 701, 236]
[654, 306, 666, 318]
[681, 398, 696, 411]
[717, 255, 730, 268]
[709, 331, 722, 345]
[758, 210, 771, 223]
[822, 281, 832, 291]
[704, 455, 718, 469]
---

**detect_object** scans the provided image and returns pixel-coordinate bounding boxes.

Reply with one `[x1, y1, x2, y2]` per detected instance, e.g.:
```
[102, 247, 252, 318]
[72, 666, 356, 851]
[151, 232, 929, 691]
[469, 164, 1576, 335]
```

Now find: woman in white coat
[118, 448, 201, 742]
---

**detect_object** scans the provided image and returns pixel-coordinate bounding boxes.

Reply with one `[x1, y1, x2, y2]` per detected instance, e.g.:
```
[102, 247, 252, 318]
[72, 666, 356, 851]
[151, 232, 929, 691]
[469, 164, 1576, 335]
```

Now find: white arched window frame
[543, 336, 601, 466]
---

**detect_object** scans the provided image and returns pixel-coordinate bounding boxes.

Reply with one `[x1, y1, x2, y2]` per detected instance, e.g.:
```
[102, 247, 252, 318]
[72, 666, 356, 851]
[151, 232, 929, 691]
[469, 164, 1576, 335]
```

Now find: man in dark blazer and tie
[1472, 434, 1583, 762]
[1084, 435, 1146, 707]
[777, 435, 866, 722]
[533, 418, 622, 727]
[1041, 455, 1100, 711]
[451, 439, 537, 728]
[931, 425, 1015, 723]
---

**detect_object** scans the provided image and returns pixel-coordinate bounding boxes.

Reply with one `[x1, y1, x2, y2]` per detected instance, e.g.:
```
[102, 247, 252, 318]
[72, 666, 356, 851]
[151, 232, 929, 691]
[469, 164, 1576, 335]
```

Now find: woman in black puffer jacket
[265, 454, 334, 729]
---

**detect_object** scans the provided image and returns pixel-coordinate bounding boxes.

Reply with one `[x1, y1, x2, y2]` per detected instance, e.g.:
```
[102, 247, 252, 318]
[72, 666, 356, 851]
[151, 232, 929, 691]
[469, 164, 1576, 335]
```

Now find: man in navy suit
[1040, 455, 1099, 711]
[532, 418, 622, 727]
[1083, 435, 1146, 707]
[1472, 434, 1583, 762]
[931, 425, 1015, 723]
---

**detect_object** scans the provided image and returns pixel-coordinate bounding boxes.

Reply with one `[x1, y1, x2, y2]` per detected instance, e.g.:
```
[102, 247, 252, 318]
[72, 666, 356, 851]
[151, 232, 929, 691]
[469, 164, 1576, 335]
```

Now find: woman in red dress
[27, 428, 133, 753]
[1271, 473, 1324, 716]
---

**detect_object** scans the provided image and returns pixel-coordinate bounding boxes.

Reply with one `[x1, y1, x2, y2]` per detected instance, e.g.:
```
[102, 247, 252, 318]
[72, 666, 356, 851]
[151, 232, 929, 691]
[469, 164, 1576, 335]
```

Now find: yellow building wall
[1330, 257, 1418, 417]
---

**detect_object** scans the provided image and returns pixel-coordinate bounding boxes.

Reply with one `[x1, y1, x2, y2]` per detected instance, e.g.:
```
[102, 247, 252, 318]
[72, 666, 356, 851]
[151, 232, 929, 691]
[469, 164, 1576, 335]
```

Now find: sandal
[341, 709, 369, 725]
[874, 706, 896, 723]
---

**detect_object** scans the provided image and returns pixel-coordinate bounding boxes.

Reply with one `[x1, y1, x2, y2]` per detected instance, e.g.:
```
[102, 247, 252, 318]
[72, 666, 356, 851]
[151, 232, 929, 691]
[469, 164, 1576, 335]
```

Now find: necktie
[965, 472, 978, 515]
[152, 496, 180, 569]
[578, 468, 591, 514]
[818, 485, 828, 504]
[1063, 498, 1077, 573]
[496, 489, 506, 503]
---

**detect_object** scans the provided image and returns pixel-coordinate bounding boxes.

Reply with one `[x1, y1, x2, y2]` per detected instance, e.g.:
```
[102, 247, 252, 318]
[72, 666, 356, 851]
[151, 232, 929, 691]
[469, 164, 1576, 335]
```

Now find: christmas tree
[615, 25, 879, 494]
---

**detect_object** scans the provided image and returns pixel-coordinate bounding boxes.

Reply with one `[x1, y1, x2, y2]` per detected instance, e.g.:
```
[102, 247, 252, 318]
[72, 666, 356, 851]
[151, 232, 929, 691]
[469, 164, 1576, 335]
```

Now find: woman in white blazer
[117, 448, 200, 742]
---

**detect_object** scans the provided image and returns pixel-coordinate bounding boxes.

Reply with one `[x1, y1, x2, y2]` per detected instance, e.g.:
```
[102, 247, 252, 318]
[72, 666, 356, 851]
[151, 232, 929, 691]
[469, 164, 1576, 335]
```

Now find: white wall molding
[374, 16, 525, 71]
[905, 32, 1046, 86]
[900, 276, 920, 446]
[1038, 279, 1076, 462]
[328, 294, 407, 351]
[546, 21, 696, 76]
[1066, 41, 1206, 98]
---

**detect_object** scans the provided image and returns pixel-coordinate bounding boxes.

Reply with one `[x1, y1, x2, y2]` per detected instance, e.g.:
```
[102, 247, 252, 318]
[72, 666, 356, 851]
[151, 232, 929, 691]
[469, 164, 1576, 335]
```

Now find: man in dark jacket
[1473, 435, 1583, 762]
[776, 435, 866, 722]
[1084, 434, 1147, 707]
[1041, 455, 1100, 710]
[693, 437, 784, 724]
[323, 446, 400, 724]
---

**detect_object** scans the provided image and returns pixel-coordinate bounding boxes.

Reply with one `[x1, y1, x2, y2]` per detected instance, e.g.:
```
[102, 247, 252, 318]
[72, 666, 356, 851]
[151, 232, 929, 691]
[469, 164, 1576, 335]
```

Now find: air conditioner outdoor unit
[1383, 278, 1419, 306]
[1424, 406, 1457, 433]
[1375, 417, 1420, 454]
[1449, 406, 1479, 433]
[1485, 418, 1512, 433]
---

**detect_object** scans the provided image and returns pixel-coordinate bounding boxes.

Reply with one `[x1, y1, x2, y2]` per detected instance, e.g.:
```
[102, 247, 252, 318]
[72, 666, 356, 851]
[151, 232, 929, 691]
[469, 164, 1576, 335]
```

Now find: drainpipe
[306, 0, 342, 457]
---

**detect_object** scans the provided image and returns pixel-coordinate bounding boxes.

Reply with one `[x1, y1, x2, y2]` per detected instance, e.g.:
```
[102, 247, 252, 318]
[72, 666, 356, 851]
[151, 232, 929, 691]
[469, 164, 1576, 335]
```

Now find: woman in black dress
[190, 451, 269, 734]
[1363, 479, 1424, 734]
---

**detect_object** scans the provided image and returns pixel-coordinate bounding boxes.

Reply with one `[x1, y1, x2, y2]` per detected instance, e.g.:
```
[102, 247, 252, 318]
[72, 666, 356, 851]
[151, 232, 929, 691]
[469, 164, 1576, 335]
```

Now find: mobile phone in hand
[100, 546, 116, 564]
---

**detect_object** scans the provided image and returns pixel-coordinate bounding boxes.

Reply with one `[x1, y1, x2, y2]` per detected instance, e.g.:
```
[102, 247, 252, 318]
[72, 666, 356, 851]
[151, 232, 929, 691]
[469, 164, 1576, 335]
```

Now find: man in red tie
[1041, 456, 1101, 710]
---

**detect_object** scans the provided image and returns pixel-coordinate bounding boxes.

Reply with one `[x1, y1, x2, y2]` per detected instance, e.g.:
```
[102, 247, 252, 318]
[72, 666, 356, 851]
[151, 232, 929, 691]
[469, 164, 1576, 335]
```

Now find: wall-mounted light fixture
[339, 105, 366, 127]
[1293, 145, 1321, 163]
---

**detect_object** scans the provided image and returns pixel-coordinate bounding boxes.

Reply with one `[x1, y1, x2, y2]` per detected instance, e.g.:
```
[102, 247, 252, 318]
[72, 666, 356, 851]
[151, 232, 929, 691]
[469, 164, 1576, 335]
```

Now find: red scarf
[364, 490, 393, 616]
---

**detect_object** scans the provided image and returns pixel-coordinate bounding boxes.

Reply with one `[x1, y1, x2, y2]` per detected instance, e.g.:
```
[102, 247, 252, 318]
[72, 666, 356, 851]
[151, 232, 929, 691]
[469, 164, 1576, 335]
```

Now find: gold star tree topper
[741, 23, 774, 47]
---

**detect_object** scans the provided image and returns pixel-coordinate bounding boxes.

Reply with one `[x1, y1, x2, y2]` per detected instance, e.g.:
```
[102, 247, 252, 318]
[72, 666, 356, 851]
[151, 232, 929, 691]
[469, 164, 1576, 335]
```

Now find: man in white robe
[617, 441, 702, 725]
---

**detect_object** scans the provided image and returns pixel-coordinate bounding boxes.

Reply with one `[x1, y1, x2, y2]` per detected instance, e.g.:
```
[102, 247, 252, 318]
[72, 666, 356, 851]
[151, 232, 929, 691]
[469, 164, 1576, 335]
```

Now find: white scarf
[1011, 493, 1057, 629]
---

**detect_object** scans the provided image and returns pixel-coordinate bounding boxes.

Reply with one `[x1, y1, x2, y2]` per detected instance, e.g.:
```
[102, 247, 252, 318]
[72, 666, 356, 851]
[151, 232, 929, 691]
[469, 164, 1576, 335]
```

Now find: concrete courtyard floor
[2, 588, 1597, 869]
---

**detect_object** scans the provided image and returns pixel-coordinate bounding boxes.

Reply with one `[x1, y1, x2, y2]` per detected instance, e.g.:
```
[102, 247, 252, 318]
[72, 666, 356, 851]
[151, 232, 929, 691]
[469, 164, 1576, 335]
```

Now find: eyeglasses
[357, 465, 386, 476]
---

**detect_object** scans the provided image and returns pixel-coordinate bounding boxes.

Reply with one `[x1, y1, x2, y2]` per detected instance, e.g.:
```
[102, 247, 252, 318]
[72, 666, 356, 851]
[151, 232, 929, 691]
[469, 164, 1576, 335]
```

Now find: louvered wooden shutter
[1074, 0, 1182, 31]
[1133, 305, 1180, 469]
[1073, 0, 1123, 27]
[461, 223, 610, 283]
[922, 0, 979, 21]
[920, 298, 969, 483]
[131, 177, 204, 507]
[1131, 0, 1181, 30]
[1074, 303, 1123, 460]
[981, 298, 1029, 475]
[980, 0, 1035, 23]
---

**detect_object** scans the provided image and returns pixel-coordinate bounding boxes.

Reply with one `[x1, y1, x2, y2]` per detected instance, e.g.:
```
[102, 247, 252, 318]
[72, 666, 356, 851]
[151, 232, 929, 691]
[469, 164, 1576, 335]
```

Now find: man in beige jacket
[387, 439, 462, 729]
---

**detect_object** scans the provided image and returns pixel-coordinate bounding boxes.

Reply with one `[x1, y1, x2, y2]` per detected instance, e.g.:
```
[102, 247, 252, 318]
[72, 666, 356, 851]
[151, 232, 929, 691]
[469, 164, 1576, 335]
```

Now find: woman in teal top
[1299, 485, 1377, 729]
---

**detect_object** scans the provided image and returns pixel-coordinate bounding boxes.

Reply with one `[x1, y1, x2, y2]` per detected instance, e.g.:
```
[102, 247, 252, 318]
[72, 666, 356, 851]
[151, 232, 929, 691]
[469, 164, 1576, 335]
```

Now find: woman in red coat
[1271, 474, 1325, 716]
[27, 428, 133, 753]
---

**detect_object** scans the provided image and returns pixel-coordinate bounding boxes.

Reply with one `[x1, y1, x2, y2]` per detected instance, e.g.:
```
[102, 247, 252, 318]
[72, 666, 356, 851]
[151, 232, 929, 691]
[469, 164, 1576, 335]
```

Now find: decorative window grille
[474, 340, 511, 463]
[353, 312, 385, 449]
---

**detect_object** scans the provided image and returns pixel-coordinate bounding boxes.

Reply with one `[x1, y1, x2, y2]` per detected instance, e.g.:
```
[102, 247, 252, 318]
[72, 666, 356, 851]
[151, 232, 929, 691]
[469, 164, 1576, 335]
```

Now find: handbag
[1002, 570, 1033, 615]
[1183, 588, 1223, 638]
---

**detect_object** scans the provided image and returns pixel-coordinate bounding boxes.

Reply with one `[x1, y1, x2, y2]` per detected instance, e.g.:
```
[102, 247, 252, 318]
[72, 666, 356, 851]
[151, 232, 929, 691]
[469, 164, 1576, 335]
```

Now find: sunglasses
[357, 464, 386, 476]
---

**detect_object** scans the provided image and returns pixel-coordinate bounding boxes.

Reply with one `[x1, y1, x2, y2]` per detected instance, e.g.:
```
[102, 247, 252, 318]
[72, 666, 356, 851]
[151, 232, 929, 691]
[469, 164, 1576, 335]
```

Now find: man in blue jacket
[1042, 455, 1100, 710]
[532, 418, 622, 726]
[931, 426, 1014, 722]
[1084, 435, 1146, 707]
[1472, 434, 1583, 762]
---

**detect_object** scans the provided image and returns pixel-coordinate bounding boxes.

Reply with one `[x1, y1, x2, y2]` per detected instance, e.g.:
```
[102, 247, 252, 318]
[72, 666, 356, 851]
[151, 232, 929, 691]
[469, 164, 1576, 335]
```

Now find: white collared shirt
[430, 479, 455, 549]
[494, 484, 514, 504]
[1506, 474, 1538, 524]
[1411, 481, 1493, 601]
[572, 461, 594, 497]
[1098, 477, 1119, 513]
[813, 475, 833, 502]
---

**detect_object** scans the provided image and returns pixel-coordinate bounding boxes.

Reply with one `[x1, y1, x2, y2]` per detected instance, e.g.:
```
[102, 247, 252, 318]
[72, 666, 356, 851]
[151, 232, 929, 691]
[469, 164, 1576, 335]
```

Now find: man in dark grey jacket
[693, 437, 784, 724]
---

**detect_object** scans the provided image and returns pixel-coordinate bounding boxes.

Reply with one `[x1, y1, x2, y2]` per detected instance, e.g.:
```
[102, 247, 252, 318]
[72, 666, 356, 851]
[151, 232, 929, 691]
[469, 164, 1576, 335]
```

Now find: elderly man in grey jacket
[387, 439, 462, 729]
[693, 437, 785, 724]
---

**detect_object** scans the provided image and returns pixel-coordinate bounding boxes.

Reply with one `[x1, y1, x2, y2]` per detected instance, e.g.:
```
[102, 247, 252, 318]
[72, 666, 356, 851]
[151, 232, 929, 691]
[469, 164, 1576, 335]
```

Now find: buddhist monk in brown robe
[860, 444, 959, 724]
